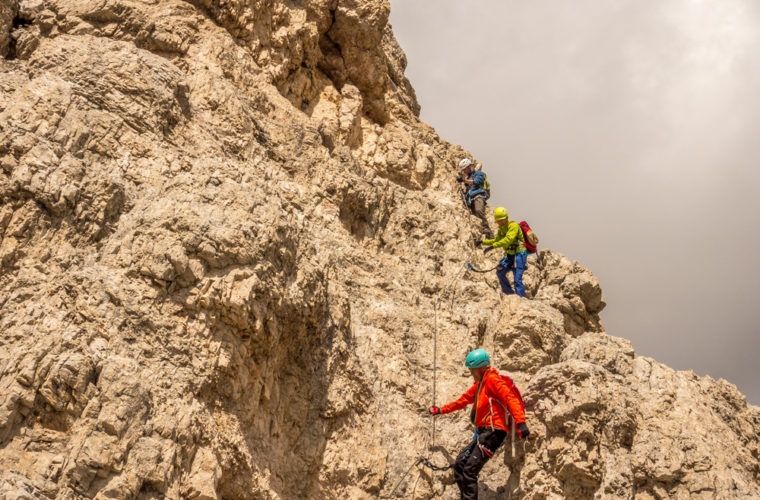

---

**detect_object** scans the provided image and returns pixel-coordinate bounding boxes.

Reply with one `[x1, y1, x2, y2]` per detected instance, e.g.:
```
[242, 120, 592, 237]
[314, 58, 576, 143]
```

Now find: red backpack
[498, 374, 525, 426]
[519, 221, 538, 254]
[473, 372, 527, 429]
[484, 373, 526, 427]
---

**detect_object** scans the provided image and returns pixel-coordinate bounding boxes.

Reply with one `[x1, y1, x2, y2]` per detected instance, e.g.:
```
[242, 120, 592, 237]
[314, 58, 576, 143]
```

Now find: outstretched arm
[440, 382, 478, 414]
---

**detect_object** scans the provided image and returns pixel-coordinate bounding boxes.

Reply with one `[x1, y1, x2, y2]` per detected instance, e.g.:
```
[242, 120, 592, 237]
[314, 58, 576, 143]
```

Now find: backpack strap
[506, 221, 525, 252]
[470, 378, 484, 426]
[511, 414, 516, 456]
[488, 398, 495, 431]
[491, 374, 525, 429]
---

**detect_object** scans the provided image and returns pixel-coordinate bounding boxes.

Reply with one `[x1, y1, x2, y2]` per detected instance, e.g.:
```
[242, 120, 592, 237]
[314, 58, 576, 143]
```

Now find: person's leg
[495, 257, 513, 294]
[453, 437, 478, 495]
[471, 197, 493, 239]
[459, 429, 507, 500]
[513, 252, 527, 297]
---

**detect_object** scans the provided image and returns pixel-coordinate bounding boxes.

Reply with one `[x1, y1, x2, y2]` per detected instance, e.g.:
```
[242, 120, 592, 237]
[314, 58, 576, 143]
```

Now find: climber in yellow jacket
[481, 207, 528, 297]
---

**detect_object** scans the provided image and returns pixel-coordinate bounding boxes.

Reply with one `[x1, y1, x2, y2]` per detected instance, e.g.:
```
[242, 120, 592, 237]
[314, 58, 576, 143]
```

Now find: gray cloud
[390, 0, 760, 404]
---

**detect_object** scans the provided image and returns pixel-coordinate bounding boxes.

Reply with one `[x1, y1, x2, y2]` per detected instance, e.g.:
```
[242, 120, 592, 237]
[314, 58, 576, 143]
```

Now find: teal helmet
[465, 349, 490, 369]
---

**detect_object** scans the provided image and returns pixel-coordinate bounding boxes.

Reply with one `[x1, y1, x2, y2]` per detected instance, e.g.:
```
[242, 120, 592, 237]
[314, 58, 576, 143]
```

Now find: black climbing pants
[470, 196, 493, 240]
[453, 428, 507, 500]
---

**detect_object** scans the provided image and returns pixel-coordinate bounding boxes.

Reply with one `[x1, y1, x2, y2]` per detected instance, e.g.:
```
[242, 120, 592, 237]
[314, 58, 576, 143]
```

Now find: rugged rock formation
[1, 1, 758, 499]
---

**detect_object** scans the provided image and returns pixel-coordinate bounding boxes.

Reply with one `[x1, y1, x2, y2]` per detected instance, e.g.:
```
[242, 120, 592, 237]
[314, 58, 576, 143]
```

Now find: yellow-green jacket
[483, 220, 526, 255]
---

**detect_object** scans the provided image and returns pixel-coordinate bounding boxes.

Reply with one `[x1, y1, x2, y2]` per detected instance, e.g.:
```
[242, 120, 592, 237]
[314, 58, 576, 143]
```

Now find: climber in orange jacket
[429, 349, 529, 500]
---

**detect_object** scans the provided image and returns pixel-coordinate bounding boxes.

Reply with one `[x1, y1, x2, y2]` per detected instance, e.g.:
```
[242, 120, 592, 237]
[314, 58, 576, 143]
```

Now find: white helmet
[458, 158, 472, 170]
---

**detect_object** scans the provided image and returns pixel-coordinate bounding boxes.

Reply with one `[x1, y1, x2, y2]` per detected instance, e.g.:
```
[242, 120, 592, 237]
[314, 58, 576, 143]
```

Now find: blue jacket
[466, 170, 486, 201]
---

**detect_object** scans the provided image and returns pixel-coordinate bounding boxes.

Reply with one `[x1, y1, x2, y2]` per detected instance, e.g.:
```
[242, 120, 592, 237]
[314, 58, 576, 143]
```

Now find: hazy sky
[389, 0, 760, 404]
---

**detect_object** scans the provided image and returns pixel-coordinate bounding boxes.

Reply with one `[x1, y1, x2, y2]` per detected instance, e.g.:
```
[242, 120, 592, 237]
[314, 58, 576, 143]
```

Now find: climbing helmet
[465, 349, 490, 369]
[459, 158, 473, 170]
[494, 207, 508, 221]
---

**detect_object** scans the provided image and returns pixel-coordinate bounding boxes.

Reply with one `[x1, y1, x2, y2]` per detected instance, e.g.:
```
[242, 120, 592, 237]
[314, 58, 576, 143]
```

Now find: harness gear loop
[477, 441, 495, 458]
[488, 397, 495, 431]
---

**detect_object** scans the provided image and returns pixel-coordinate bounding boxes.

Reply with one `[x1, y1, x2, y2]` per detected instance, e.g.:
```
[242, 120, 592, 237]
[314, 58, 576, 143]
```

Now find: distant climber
[429, 349, 529, 500]
[481, 207, 528, 297]
[456, 158, 493, 242]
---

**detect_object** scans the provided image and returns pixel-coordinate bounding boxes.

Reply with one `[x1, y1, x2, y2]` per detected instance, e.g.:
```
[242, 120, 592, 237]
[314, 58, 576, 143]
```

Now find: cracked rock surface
[1, 1, 758, 498]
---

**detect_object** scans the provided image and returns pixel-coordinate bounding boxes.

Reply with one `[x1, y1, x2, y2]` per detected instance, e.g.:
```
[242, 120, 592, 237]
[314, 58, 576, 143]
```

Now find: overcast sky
[389, 0, 760, 405]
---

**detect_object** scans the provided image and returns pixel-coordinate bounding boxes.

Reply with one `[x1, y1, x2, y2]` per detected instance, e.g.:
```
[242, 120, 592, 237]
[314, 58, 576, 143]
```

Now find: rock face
[0, 1, 757, 499]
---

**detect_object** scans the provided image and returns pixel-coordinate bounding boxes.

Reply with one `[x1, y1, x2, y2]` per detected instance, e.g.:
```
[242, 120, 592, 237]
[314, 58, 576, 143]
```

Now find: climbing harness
[477, 440, 495, 459]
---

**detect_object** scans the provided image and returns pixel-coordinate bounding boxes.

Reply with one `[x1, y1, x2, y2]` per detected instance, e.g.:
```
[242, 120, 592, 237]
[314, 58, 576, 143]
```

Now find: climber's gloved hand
[483, 246, 495, 254]
[456, 176, 465, 183]
[517, 422, 530, 439]
[428, 406, 441, 415]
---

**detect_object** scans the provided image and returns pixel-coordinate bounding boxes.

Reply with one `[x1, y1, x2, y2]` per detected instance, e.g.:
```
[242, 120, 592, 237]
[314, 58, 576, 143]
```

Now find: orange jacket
[440, 367, 525, 432]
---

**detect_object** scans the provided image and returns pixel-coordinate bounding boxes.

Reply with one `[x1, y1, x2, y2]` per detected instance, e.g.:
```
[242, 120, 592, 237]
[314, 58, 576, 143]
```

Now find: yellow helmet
[494, 207, 508, 221]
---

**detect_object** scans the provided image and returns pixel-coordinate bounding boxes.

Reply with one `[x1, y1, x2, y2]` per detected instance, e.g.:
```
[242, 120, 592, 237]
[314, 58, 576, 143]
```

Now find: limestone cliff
[1, 1, 758, 499]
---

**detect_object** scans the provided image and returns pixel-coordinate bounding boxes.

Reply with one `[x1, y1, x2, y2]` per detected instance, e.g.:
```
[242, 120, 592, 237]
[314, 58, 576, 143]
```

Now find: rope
[382, 251, 472, 498]
[432, 252, 472, 447]
[384, 454, 454, 500]
[382, 430, 431, 499]
[383, 457, 423, 499]
[511, 414, 516, 457]
[433, 300, 438, 446]
[383, 454, 452, 499]
[409, 469, 423, 499]
[465, 261, 501, 273]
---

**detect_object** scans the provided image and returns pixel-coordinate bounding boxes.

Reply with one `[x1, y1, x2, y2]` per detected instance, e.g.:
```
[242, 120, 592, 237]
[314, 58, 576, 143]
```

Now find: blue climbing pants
[496, 252, 527, 297]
